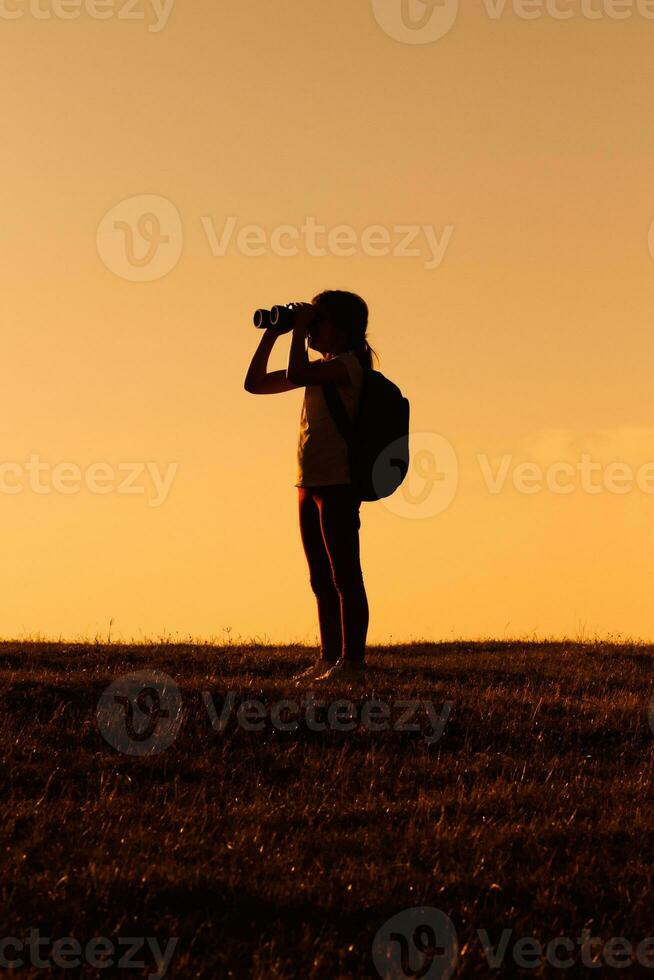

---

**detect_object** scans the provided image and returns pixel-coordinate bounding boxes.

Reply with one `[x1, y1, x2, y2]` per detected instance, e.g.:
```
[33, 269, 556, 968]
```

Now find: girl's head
[307, 290, 378, 370]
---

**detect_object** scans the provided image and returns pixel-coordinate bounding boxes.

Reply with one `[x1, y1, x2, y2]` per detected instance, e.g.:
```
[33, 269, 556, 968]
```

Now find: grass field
[2, 639, 654, 978]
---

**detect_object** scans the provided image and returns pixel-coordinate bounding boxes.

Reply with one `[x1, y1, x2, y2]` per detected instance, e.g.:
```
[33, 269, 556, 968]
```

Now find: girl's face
[306, 309, 348, 357]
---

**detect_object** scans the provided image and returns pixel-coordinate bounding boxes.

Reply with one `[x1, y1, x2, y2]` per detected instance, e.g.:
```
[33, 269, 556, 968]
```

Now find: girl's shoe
[291, 662, 336, 685]
[314, 659, 366, 685]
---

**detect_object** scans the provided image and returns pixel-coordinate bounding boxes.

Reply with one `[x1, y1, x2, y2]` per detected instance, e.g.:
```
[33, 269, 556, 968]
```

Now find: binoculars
[253, 305, 298, 331]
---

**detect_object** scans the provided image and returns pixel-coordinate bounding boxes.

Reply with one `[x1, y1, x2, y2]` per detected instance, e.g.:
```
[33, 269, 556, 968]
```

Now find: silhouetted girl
[244, 290, 376, 683]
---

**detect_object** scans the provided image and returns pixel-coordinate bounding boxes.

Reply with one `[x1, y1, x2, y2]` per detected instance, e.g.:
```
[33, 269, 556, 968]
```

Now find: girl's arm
[244, 328, 301, 395]
[286, 319, 310, 385]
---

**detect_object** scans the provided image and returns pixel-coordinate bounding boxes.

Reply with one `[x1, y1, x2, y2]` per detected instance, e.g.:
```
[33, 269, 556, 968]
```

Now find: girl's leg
[298, 487, 343, 662]
[315, 485, 369, 664]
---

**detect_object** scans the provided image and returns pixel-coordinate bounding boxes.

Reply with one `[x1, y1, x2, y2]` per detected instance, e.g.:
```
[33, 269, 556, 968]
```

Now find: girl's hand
[289, 301, 316, 334]
[265, 323, 291, 337]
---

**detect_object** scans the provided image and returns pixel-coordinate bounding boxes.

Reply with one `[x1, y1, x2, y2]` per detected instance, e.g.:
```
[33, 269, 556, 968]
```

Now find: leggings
[298, 484, 369, 664]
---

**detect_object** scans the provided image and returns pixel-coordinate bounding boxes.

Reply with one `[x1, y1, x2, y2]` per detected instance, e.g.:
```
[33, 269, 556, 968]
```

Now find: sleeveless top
[295, 351, 364, 487]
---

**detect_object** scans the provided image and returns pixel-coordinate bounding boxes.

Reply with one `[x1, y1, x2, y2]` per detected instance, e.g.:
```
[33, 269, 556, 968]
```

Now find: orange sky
[2, 1, 654, 642]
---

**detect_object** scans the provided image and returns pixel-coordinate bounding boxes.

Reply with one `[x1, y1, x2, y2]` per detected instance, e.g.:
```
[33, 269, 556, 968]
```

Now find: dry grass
[1, 639, 653, 978]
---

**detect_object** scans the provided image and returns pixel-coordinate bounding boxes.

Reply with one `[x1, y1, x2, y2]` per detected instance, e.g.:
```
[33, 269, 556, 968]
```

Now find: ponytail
[351, 336, 378, 372]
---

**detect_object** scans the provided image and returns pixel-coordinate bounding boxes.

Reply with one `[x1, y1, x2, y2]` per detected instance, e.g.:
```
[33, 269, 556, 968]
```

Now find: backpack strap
[322, 382, 355, 446]
[322, 366, 369, 446]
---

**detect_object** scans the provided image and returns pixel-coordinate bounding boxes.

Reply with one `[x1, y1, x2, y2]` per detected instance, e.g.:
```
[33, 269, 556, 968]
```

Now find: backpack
[322, 367, 410, 502]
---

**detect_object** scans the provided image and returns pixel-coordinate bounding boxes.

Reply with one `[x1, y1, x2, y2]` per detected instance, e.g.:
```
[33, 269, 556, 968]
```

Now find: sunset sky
[3, 0, 654, 642]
